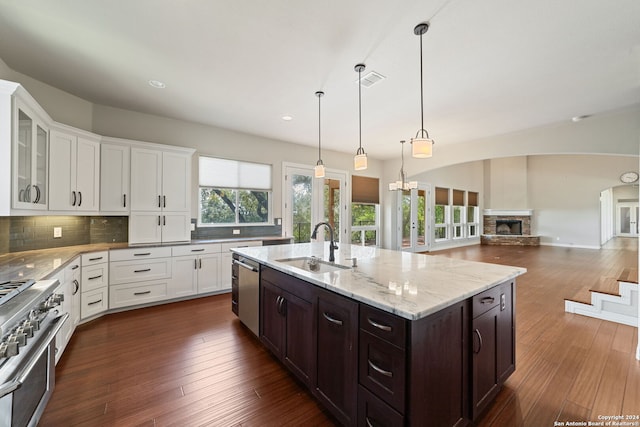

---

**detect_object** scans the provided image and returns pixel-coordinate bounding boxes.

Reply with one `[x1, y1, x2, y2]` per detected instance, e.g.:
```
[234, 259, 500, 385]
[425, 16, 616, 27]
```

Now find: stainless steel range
[0, 278, 67, 427]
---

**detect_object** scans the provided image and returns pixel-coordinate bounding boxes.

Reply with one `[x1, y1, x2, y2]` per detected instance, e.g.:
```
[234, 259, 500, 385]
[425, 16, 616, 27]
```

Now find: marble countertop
[0, 236, 290, 282]
[231, 243, 527, 320]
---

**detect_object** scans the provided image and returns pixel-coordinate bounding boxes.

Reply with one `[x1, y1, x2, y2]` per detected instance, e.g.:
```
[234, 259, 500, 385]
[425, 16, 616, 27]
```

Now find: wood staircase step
[589, 277, 620, 296]
[565, 284, 593, 306]
[617, 268, 638, 284]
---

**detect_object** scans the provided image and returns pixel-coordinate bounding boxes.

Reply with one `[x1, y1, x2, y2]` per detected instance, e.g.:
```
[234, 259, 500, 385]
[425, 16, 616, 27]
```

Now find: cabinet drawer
[109, 281, 168, 309]
[81, 251, 108, 266]
[110, 258, 171, 284]
[359, 330, 406, 413]
[172, 244, 221, 257]
[82, 264, 109, 292]
[358, 385, 404, 427]
[64, 257, 81, 281]
[110, 247, 171, 262]
[81, 287, 108, 319]
[261, 266, 315, 301]
[220, 240, 262, 252]
[360, 304, 406, 349]
[473, 286, 501, 317]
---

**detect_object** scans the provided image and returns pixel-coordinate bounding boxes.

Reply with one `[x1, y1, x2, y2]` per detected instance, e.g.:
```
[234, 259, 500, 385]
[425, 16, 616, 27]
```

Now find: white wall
[484, 157, 528, 209]
[528, 155, 638, 248]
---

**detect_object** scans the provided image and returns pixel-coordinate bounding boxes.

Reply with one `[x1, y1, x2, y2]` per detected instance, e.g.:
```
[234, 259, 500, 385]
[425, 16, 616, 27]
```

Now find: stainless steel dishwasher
[234, 256, 260, 336]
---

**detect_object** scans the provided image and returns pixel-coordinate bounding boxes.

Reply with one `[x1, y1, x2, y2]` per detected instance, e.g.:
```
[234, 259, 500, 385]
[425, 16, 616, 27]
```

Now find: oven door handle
[0, 312, 69, 398]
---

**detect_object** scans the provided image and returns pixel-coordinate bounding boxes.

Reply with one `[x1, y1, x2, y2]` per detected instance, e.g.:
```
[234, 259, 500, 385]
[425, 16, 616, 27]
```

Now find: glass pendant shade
[314, 91, 325, 178]
[354, 148, 367, 170]
[314, 162, 325, 178]
[411, 137, 433, 158]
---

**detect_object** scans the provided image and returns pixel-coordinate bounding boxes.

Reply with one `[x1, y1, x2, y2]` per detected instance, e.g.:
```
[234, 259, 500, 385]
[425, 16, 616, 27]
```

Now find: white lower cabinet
[171, 244, 222, 296]
[218, 241, 262, 290]
[52, 256, 81, 364]
[109, 247, 172, 309]
[80, 251, 109, 320]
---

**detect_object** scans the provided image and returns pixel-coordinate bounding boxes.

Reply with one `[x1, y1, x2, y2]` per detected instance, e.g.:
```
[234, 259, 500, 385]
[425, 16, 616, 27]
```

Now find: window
[351, 176, 380, 246]
[467, 191, 479, 237]
[452, 189, 465, 239]
[199, 157, 272, 226]
[435, 187, 449, 241]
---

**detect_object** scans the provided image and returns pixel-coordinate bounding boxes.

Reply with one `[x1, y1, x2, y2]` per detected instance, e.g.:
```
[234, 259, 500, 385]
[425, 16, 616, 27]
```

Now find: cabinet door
[171, 256, 198, 298]
[497, 281, 515, 384]
[161, 212, 191, 242]
[196, 253, 221, 294]
[260, 280, 285, 357]
[13, 103, 48, 210]
[283, 289, 316, 388]
[101, 143, 130, 211]
[220, 252, 233, 290]
[316, 289, 358, 425]
[129, 213, 162, 244]
[48, 130, 76, 210]
[75, 137, 100, 211]
[65, 257, 81, 328]
[162, 151, 190, 212]
[472, 304, 500, 420]
[130, 147, 162, 211]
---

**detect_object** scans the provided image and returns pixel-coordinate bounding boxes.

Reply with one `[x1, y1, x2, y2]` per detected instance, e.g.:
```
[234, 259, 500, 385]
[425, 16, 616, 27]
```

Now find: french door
[397, 184, 431, 252]
[616, 202, 639, 237]
[284, 164, 348, 244]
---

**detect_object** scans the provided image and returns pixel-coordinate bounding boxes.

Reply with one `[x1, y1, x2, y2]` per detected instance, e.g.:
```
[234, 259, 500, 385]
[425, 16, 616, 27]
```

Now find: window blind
[199, 156, 271, 190]
[468, 191, 479, 206]
[352, 176, 379, 204]
[452, 189, 464, 206]
[435, 187, 449, 205]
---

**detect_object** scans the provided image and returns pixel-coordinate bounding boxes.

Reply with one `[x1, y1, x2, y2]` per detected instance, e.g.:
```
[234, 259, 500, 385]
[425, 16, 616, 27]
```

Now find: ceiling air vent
[358, 71, 386, 88]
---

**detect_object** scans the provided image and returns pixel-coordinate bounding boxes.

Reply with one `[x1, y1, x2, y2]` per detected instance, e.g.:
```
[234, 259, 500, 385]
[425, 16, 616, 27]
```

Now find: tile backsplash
[1, 216, 129, 253]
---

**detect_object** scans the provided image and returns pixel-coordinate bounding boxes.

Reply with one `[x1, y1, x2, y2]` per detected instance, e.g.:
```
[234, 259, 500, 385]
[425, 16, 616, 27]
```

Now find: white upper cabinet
[12, 98, 49, 211]
[129, 144, 194, 244]
[100, 142, 130, 212]
[49, 127, 100, 211]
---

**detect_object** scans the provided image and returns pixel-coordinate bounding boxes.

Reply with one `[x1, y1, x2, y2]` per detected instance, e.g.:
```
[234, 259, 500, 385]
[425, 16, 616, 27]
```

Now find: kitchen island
[231, 242, 526, 426]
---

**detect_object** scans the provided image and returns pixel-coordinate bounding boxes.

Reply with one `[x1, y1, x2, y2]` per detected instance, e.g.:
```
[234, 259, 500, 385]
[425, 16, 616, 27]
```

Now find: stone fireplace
[481, 210, 539, 246]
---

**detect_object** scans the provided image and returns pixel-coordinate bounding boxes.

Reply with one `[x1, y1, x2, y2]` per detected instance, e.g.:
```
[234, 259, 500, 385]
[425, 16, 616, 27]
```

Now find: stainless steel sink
[275, 256, 351, 274]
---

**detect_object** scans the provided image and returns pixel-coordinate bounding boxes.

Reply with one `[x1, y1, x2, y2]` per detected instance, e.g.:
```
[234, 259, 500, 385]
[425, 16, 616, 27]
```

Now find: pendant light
[411, 22, 435, 159]
[388, 140, 417, 191]
[354, 63, 368, 171]
[314, 90, 326, 178]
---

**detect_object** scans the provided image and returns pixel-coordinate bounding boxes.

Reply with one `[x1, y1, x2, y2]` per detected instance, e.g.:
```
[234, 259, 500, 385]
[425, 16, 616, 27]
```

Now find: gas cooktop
[0, 279, 36, 306]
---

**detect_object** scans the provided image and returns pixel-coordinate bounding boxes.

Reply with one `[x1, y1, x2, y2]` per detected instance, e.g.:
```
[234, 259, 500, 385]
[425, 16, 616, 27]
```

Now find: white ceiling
[0, 0, 638, 159]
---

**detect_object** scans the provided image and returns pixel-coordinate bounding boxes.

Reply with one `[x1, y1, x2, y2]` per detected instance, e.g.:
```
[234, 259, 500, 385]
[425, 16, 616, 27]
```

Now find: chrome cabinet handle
[134, 268, 151, 273]
[368, 359, 393, 378]
[88, 299, 102, 306]
[367, 317, 391, 332]
[480, 297, 495, 304]
[72, 191, 77, 206]
[365, 417, 375, 427]
[473, 328, 483, 354]
[323, 312, 343, 326]
[72, 279, 79, 294]
[134, 291, 151, 296]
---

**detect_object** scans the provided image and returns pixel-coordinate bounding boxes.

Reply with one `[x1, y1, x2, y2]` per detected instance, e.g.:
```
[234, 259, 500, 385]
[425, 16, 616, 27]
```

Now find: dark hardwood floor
[39, 240, 640, 426]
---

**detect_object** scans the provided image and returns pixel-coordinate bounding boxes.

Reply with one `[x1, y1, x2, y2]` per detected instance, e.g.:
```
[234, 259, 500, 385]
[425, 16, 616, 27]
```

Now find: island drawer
[360, 304, 406, 348]
[473, 286, 501, 317]
[261, 266, 315, 301]
[358, 385, 404, 427]
[359, 330, 406, 413]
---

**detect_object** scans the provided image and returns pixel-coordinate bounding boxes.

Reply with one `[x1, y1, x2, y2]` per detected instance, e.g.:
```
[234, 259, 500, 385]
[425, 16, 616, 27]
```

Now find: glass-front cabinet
[13, 100, 48, 210]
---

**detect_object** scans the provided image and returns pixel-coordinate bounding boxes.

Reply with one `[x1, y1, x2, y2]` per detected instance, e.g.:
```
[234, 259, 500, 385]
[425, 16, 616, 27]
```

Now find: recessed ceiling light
[148, 80, 166, 89]
[571, 115, 591, 122]
[281, 115, 293, 121]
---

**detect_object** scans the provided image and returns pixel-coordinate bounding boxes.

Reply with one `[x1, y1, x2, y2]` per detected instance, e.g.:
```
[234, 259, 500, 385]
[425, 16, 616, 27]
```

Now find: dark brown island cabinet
[258, 266, 516, 427]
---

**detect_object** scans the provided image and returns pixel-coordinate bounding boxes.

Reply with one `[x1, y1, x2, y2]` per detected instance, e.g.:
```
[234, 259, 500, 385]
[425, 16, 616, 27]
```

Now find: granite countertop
[231, 243, 527, 320]
[0, 236, 291, 282]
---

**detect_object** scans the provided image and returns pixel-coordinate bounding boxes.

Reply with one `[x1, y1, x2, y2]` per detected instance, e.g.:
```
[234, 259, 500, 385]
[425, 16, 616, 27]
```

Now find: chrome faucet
[311, 222, 338, 262]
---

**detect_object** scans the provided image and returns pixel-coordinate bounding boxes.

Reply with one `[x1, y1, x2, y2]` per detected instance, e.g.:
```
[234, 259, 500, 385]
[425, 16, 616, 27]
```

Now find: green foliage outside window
[200, 188, 269, 225]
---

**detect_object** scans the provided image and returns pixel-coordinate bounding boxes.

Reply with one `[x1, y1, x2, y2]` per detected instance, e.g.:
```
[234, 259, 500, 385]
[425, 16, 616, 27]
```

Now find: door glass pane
[17, 109, 32, 202]
[292, 174, 312, 243]
[402, 190, 411, 248]
[620, 207, 631, 234]
[323, 178, 340, 242]
[417, 189, 426, 246]
[34, 125, 47, 205]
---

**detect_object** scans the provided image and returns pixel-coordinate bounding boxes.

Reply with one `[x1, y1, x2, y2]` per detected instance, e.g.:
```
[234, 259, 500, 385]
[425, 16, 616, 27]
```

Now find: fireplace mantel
[483, 209, 533, 216]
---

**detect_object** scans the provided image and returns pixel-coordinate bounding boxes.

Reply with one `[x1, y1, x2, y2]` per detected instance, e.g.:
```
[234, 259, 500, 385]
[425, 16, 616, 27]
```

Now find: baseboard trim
[539, 242, 601, 250]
